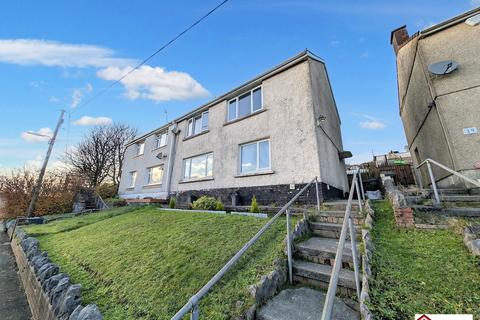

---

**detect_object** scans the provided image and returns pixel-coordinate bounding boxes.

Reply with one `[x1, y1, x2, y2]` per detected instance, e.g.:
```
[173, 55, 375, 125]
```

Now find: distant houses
[391, 7, 480, 188]
[118, 50, 350, 207]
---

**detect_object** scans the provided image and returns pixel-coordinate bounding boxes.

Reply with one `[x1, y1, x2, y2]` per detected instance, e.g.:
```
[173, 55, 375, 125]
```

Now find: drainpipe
[165, 123, 179, 197]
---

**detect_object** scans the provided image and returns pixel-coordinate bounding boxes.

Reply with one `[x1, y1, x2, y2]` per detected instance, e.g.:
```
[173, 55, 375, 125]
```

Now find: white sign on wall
[463, 127, 478, 135]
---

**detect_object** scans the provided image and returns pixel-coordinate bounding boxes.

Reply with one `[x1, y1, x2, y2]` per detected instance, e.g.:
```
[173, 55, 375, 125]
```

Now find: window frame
[146, 165, 164, 185]
[227, 86, 263, 122]
[155, 131, 168, 149]
[182, 152, 214, 181]
[129, 171, 137, 188]
[239, 138, 271, 174]
[186, 110, 209, 137]
[136, 142, 145, 156]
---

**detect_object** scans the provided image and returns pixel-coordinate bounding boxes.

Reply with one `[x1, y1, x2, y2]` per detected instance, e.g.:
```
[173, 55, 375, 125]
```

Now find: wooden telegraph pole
[26, 110, 65, 217]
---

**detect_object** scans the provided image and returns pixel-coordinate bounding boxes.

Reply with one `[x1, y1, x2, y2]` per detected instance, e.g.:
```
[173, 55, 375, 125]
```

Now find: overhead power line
[72, 0, 230, 114]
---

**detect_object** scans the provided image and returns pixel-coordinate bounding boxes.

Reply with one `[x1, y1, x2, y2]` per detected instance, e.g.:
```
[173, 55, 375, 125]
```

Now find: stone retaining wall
[383, 177, 414, 227]
[464, 225, 480, 256]
[5, 222, 103, 320]
[360, 200, 375, 320]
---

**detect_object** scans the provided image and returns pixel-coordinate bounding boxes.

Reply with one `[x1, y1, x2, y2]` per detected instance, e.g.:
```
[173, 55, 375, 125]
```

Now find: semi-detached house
[118, 50, 350, 206]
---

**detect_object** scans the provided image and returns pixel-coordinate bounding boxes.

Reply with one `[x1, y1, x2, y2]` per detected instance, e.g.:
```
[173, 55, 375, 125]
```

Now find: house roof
[420, 7, 480, 38]
[127, 49, 326, 146]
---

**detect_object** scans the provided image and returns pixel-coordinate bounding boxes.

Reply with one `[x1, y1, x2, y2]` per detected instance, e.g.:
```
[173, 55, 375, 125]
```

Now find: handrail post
[191, 304, 199, 320]
[315, 177, 321, 214]
[426, 160, 440, 205]
[286, 208, 293, 285]
[357, 168, 365, 201]
[414, 167, 424, 190]
[354, 178, 363, 212]
[348, 215, 361, 300]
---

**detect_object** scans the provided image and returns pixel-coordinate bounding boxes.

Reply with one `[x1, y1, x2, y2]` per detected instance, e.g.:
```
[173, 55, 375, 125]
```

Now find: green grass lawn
[369, 201, 480, 319]
[24, 207, 288, 319]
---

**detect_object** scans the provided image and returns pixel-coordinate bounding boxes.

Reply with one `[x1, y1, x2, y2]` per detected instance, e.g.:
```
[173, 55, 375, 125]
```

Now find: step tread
[293, 260, 358, 289]
[296, 237, 358, 258]
[310, 222, 362, 232]
[315, 211, 365, 217]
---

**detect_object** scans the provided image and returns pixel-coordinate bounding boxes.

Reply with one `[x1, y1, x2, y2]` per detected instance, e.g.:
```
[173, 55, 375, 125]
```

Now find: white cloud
[0, 39, 135, 68]
[360, 120, 386, 130]
[97, 65, 209, 102]
[73, 116, 113, 126]
[471, 0, 480, 7]
[70, 83, 93, 108]
[21, 127, 53, 143]
[346, 152, 373, 165]
[49, 96, 60, 103]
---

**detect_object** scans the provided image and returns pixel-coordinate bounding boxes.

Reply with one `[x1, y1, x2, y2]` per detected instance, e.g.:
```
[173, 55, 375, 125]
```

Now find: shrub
[96, 183, 117, 199]
[215, 198, 224, 211]
[105, 198, 127, 208]
[169, 197, 176, 209]
[192, 196, 224, 211]
[250, 195, 260, 213]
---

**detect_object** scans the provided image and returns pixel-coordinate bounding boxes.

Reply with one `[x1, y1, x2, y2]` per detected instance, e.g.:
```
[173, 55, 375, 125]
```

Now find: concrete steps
[256, 287, 359, 320]
[310, 222, 361, 240]
[311, 211, 365, 226]
[293, 260, 358, 297]
[295, 236, 359, 265]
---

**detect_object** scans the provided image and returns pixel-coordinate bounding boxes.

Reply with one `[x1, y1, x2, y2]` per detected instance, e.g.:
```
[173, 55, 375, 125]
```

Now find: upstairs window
[147, 166, 163, 185]
[187, 111, 209, 137]
[136, 142, 145, 156]
[228, 87, 263, 122]
[240, 139, 270, 174]
[183, 153, 213, 180]
[129, 171, 137, 188]
[155, 132, 168, 149]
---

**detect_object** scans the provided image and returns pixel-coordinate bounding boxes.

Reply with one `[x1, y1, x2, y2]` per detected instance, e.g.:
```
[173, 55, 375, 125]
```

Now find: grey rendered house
[118, 50, 350, 206]
[391, 8, 480, 188]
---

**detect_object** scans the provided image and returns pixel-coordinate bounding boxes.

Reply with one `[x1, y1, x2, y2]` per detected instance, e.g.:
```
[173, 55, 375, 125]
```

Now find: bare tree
[64, 123, 137, 189]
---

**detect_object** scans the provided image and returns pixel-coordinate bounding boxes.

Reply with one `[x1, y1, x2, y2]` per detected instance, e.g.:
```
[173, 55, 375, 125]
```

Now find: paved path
[0, 232, 32, 320]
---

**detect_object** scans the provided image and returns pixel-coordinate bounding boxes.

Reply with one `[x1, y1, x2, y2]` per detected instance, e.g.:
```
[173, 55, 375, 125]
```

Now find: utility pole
[26, 110, 65, 217]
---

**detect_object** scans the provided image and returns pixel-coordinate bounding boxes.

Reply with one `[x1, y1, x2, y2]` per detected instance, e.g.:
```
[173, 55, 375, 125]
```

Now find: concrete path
[0, 232, 32, 320]
[257, 287, 359, 320]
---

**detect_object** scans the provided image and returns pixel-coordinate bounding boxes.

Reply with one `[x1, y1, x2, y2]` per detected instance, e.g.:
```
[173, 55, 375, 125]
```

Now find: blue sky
[0, 0, 477, 171]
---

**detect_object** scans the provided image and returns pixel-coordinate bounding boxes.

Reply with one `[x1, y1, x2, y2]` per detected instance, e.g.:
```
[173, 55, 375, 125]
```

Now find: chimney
[390, 25, 409, 55]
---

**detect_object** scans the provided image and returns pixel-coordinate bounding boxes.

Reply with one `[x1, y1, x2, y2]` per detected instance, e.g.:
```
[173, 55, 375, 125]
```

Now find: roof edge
[420, 7, 480, 37]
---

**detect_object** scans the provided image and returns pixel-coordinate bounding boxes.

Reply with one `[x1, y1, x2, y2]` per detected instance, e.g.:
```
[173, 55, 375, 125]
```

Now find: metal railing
[417, 158, 480, 206]
[171, 177, 321, 320]
[321, 168, 363, 320]
[94, 192, 110, 210]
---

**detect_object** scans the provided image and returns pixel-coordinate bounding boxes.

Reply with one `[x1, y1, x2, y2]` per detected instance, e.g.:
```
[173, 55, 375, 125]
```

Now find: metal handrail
[171, 177, 321, 320]
[321, 169, 362, 320]
[417, 158, 480, 205]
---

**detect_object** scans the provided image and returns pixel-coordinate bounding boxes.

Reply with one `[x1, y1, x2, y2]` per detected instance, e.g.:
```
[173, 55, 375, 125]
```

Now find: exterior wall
[170, 61, 321, 197]
[308, 59, 348, 192]
[118, 53, 348, 204]
[395, 19, 480, 187]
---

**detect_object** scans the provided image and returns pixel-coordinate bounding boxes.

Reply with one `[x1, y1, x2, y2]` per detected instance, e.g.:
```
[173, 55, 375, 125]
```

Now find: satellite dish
[428, 60, 458, 75]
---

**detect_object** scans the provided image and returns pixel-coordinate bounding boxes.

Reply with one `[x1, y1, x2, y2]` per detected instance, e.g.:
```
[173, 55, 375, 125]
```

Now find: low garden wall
[5, 222, 103, 320]
[360, 200, 375, 320]
[464, 225, 480, 256]
[383, 177, 414, 227]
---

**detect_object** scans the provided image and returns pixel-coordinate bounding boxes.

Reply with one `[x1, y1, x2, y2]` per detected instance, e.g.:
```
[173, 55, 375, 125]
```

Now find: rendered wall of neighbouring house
[394, 15, 480, 188]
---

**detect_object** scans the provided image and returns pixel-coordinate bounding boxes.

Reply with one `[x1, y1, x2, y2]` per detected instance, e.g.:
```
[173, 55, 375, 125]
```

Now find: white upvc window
[129, 171, 137, 188]
[136, 142, 145, 156]
[155, 131, 168, 149]
[147, 166, 163, 185]
[186, 111, 209, 137]
[183, 153, 213, 180]
[228, 86, 263, 122]
[239, 139, 271, 174]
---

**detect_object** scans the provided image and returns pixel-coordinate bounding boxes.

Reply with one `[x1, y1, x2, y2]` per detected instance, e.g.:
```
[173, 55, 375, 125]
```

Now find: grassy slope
[24, 207, 287, 319]
[369, 201, 480, 319]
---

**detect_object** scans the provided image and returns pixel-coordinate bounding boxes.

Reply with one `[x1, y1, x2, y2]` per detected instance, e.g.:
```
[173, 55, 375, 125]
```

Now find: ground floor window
[147, 166, 163, 185]
[240, 139, 270, 173]
[183, 153, 213, 180]
[129, 171, 137, 188]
